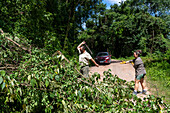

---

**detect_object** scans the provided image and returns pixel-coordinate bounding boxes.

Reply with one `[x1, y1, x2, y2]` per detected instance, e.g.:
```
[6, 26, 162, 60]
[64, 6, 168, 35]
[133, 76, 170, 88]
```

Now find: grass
[146, 75, 170, 104]
[144, 59, 170, 104]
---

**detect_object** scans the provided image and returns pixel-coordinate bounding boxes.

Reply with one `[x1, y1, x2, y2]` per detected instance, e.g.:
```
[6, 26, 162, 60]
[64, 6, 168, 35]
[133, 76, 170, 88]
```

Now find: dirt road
[90, 60, 149, 93]
[90, 60, 135, 81]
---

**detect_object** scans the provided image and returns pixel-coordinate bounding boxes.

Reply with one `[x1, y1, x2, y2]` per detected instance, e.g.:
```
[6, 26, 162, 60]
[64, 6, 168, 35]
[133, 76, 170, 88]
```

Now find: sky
[102, 0, 126, 9]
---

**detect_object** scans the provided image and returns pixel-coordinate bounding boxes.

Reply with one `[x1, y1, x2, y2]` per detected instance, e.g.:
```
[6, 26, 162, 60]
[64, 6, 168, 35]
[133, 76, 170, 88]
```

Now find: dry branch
[0, 29, 31, 53]
[0, 67, 18, 70]
[19, 83, 53, 91]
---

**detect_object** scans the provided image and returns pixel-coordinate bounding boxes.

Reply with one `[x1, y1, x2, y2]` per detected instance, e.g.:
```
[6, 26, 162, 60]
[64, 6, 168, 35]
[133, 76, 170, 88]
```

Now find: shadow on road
[98, 63, 110, 66]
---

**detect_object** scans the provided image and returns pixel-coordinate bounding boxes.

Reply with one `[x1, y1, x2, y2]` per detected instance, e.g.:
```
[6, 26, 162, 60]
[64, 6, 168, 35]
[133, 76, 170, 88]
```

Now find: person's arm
[77, 41, 86, 50]
[125, 59, 134, 66]
[126, 60, 133, 64]
[91, 58, 99, 67]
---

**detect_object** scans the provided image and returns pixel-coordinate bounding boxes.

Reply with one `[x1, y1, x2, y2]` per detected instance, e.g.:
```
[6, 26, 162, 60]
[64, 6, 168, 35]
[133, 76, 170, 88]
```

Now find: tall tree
[78, 0, 169, 57]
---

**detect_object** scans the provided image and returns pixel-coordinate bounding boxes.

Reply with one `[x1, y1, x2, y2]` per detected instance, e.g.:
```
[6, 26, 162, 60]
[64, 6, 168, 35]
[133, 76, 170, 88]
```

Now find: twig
[0, 29, 31, 53]
[77, 78, 92, 86]
[0, 45, 7, 50]
[62, 70, 68, 79]
[0, 67, 18, 70]
[19, 83, 54, 92]
[19, 37, 32, 54]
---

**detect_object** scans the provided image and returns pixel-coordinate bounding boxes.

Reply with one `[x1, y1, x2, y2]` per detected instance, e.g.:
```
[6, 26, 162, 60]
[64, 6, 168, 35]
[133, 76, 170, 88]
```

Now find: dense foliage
[0, 31, 169, 112]
[0, 0, 169, 57]
[145, 50, 170, 86]
[0, 34, 169, 112]
[0, 0, 104, 55]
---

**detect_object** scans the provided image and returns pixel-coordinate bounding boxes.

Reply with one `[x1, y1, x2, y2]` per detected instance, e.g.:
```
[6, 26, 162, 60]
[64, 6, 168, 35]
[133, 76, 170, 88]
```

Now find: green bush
[145, 50, 170, 86]
[0, 48, 169, 112]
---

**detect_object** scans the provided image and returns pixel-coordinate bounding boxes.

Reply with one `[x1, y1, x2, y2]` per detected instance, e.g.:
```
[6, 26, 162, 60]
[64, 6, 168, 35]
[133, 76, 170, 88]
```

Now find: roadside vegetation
[144, 50, 170, 104]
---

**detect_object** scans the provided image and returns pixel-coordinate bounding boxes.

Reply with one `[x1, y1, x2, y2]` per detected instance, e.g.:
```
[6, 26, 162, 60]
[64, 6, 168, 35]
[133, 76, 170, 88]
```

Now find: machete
[85, 43, 93, 55]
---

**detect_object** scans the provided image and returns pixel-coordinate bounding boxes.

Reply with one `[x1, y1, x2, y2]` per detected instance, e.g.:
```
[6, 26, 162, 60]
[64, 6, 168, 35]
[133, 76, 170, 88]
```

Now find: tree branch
[19, 83, 54, 91]
[0, 67, 18, 70]
[0, 29, 31, 53]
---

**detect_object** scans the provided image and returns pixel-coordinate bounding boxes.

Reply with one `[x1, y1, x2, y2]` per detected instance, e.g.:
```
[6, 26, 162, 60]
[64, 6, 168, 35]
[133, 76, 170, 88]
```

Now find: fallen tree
[0, 31, 169, 112]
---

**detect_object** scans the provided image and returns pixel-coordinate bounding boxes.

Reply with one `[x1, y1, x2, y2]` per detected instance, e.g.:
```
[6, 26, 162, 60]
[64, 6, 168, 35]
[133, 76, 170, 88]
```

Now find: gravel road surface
[89, 60, 149, 95]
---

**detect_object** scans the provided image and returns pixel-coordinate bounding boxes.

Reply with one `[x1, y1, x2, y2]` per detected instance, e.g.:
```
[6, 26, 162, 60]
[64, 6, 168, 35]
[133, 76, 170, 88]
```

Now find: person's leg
[80, 68, 83, 77]
[134, 79, 140, 91]
[83, 66, 89, 78]
[140, 75, 147, 94]
[87, 66, 90, 77]
[81, 66, 86, 77]
[140, 78, 146, 90]
[133, 75, 142, 95]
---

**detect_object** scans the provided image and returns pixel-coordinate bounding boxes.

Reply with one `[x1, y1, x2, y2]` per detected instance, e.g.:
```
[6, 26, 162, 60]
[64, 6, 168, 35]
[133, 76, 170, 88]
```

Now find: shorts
[136, 74, 146, 80]
[80, 66, 89, 78]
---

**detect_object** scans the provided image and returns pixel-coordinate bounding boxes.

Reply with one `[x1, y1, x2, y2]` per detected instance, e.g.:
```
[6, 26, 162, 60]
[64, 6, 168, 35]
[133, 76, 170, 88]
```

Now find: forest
[0, 0, 170, 112]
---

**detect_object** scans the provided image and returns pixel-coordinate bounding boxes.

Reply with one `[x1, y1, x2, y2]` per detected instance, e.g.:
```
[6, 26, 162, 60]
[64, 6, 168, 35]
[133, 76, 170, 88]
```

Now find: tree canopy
[0, 0, 169, 57]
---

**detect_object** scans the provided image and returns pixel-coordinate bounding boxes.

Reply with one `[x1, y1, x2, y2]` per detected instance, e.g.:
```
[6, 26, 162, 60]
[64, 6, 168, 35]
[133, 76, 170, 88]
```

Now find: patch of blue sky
[102, 0, 126, 9]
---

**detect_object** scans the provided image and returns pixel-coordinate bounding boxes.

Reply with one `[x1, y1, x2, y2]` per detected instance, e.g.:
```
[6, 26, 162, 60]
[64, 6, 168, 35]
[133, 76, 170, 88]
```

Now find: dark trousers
[80, 66, 89, 78]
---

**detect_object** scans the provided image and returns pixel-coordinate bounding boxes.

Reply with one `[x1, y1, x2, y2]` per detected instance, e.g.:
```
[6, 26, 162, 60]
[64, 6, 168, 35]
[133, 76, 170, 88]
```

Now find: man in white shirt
[77, 41, 99, 77]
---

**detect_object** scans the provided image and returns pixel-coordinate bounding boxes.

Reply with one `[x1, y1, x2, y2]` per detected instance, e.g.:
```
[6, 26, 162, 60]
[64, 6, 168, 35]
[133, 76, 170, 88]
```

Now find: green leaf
[0, 77, 3, 84]
[92, 104, 96, 109]
[62, 100, 68, 113]
[0, 70, 5, 76]
[30, 79, 37, 87]
[115, 88, 118, 93]
[11, 80, 14, 87]
[55, 75, 60, 81]
[28, 75, 31, 81]
[2, 82, 5, 90]
[68, 97, 72, 100]
[50, 93, 55, 98]
[4, 53, 7, 57]
[78, 91, 82, 98]
[45, 80, 49, 87]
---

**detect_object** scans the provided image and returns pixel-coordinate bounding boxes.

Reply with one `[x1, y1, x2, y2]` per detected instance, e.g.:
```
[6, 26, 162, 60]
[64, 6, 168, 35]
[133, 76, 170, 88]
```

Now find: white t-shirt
[78, 48, 92, 66]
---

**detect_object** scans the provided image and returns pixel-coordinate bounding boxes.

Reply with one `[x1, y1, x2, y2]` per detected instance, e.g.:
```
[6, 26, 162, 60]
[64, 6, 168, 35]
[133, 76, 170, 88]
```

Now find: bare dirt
[89, 59, 150, 98]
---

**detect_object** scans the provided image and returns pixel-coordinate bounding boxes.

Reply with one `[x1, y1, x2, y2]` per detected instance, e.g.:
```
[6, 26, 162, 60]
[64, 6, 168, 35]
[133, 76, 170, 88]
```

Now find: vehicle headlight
[105, 57, 109, 60]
